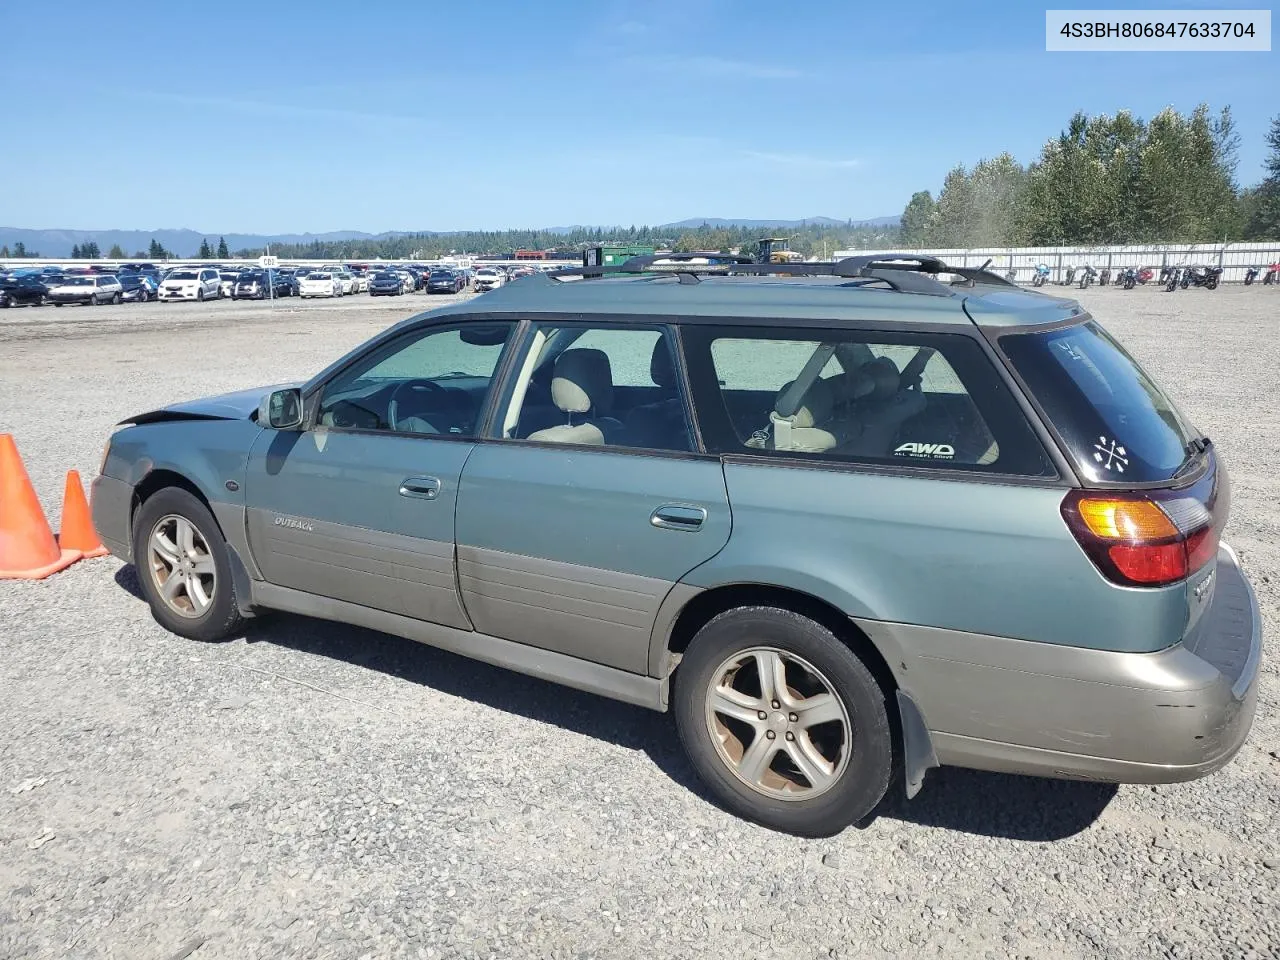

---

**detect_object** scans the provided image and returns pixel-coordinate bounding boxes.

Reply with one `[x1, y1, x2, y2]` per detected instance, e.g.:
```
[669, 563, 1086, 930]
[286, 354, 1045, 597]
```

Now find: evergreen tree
[71, 244, 82, 259]
[81, 240, 101, 259]
[1246, 115, 1280, 240]
[899, 191, 936, 246]
[217, 236, 230, 258]
[107, 244, 126, 259]
[198, 238, 213, 259]
[148, 239, 169, 260]
[0, 245, 9, 258]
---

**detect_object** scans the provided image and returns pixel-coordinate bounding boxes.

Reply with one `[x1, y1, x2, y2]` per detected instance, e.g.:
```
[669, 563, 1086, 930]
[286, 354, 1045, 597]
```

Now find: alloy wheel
[704, 647, 851, 801]
[146, 514, 216, 618]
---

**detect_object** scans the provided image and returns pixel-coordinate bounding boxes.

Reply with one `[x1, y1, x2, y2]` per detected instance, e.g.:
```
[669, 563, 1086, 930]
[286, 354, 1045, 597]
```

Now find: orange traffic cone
[0, 434, 81, 579]
[58, 469, 110, 559]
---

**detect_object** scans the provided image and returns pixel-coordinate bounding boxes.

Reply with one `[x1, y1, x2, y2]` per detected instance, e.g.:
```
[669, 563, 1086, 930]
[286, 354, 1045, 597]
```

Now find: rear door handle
[399, 476, 441, 500]
[651, 504, 707, 531]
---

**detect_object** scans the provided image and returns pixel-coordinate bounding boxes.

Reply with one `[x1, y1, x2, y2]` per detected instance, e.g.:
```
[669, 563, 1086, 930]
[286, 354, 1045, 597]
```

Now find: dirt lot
[1, 286, 1278, 960]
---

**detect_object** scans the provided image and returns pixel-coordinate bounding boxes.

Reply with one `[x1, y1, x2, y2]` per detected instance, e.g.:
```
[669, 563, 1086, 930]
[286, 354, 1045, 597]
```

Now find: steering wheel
[387, 379, 450, 432]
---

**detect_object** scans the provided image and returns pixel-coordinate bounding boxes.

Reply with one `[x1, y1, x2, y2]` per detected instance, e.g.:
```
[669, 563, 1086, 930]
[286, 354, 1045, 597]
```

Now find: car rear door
[243, 319, 519, 628]
[454, 321, 730, 676]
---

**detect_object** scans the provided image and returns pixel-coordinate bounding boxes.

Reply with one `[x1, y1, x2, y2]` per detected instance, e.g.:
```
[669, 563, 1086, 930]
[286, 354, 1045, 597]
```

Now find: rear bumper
[90, 473, 133, 561]
[857, 543, 1261, 785]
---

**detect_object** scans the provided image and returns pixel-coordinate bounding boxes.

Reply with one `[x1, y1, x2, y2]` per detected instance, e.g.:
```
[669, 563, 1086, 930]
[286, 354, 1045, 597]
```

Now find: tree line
[901, 106, 1280, 247]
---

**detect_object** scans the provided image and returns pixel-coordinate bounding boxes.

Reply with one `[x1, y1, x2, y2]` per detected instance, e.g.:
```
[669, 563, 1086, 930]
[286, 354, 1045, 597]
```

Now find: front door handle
[399, 476, 441, 500]
[651, 504, 707, 532]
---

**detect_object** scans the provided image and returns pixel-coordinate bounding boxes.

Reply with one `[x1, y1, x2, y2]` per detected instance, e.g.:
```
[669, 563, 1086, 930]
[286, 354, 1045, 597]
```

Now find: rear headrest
[650, 339, 676, 389]
[551, 348, 613, 415]
[775, 377, 834, 428]
[853, 356, 901, 401]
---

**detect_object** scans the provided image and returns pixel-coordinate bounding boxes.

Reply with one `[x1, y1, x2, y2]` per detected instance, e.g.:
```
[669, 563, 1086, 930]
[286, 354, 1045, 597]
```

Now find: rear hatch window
[1000, 320, 1202, 484]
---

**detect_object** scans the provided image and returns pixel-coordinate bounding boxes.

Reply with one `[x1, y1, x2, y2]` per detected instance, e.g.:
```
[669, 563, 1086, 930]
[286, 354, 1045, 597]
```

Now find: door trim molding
[251, 581, 668, 712]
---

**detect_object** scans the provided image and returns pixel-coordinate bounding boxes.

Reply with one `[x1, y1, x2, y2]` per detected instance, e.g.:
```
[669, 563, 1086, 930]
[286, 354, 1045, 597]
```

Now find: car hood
[123, 383, 299, 425]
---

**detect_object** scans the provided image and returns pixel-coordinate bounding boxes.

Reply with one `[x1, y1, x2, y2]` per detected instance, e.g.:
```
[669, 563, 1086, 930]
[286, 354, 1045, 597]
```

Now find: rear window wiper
[1174, 435, 1211, 478]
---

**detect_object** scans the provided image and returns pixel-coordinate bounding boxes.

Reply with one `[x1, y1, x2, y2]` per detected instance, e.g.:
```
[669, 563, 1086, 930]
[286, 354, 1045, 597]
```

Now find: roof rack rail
[546, 252, 1019, 295]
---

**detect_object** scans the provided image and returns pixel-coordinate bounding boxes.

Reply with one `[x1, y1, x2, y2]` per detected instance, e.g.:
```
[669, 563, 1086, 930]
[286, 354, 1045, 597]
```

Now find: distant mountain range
[0, 216, 899, 258]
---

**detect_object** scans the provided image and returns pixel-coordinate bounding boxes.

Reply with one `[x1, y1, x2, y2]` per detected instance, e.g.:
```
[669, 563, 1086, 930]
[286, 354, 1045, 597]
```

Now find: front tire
[673, 606, 892, 836]
[112, 292, 121, 304]
[132, 487, 245, 642]
[197, 288, 205, 302]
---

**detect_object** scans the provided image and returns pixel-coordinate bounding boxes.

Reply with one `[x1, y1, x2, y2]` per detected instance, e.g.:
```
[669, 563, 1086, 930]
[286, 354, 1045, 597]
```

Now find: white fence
[833, 243, 1280, 284]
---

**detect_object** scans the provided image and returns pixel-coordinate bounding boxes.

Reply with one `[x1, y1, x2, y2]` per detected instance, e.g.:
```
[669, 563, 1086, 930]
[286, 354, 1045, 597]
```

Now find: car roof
[421, 272, 1084, 329]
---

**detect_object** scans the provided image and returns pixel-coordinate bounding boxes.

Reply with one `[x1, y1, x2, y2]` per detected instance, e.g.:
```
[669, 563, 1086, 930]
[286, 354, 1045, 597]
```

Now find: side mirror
[260, 388, 303, 430]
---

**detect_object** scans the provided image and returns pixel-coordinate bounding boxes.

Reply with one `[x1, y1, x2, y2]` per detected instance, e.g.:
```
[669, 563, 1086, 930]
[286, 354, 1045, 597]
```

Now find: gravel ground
[1, 285, 1278, 960]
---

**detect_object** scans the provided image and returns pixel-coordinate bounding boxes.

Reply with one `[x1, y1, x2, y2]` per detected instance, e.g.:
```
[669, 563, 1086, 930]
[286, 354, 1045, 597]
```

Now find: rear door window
[683, 325, 1055, 477]
[1000, 320, 1199, 483]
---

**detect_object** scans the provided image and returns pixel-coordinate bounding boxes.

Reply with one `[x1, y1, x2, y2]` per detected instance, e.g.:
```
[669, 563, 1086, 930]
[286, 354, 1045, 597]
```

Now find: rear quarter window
[1000, 320, 1197, 483]
[684, 325, 1056, 477]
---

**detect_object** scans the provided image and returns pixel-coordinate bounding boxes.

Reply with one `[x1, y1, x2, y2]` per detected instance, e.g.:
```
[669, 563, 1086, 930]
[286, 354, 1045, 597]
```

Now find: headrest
[775, 377, 834, 428]
[853, 356, 901, 401]
[551, 348, 613, 415]
[650, 340, 676, 389]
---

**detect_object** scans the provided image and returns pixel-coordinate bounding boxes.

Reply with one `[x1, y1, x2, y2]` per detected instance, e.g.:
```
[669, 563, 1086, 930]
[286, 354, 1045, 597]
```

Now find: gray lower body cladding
[857, 544, 1261, 784]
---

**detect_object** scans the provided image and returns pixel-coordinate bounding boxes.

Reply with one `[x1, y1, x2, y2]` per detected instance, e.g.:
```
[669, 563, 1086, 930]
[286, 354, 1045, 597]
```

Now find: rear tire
[673, 606, 892, 837]
[132, 487, 245, 643]
[197, 288, 205, 302]
[112, 292, 121, 304]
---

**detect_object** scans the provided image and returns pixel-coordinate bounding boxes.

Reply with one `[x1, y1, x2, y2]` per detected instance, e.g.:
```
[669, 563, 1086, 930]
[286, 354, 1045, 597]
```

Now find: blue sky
[0, 0, 1274, 233]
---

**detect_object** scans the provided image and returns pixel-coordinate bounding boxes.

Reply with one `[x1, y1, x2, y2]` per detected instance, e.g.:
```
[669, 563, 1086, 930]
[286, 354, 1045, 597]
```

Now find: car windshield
[241, 272, 265, 281]
[63, 277, 93, 286]
[168, 271, 198, 280]
[373, 272, 397, 280]
[308, 273, 331, 280]
[1000, 319, 1199, 483]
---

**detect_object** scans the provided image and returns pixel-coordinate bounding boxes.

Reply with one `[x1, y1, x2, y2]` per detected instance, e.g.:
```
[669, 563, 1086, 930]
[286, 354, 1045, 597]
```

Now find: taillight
[1061, 470, 1223, 588]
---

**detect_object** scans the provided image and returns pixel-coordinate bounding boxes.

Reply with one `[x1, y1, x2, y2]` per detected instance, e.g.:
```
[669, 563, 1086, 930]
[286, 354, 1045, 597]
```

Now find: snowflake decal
[1093, 436, 1128, 473]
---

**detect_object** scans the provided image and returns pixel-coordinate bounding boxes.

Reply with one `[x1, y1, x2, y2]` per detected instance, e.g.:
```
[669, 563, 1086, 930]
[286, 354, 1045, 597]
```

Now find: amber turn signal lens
[1076, 498, 1179, 541]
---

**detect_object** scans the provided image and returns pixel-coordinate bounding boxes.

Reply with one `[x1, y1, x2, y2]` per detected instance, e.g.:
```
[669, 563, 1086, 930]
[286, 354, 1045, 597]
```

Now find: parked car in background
[473, 267, 506, 291]
[0, 274, 50, 307]
[427, 268, 465, 294]
[118, 273, 157, 302]
[368, 271, 405, 296]
[349, 269, 369, 293]
[298, 272, 342, 298]
[392, 270, 417, 294]
[219, 271, 244, 299]
[48, 274, 124, 306]
[158, 268, 222, 302]
[323, 265, 356, 295]
[232, 270, 292, 300]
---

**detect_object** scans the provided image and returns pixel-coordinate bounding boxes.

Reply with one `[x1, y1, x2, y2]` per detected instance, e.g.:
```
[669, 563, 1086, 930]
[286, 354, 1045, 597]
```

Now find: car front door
[454, 321, 731, 676]
[243, 319, 519, 627]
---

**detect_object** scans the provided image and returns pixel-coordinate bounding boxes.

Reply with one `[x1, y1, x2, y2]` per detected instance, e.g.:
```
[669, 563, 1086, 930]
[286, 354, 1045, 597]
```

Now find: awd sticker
[894, 442, 955, 459]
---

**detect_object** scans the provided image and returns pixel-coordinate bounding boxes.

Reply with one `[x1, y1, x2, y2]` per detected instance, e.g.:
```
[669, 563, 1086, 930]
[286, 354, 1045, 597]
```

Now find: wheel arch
[659, 582, 899, 701]
[128, 467, 257, 617]
[656, 581, 941, 799]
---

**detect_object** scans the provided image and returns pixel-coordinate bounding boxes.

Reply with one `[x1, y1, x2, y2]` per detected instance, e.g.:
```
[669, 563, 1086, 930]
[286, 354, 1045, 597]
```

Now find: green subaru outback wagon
[92, 255, 1260, 836]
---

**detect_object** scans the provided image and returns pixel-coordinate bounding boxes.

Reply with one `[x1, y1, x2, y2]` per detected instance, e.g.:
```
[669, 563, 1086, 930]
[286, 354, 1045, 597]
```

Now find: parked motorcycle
[1031, 264, 1051, 287]
[1264, 263, 1280, 285]
[1159, 266, 1176, 286]
[1244, 267, 1260, 285]
[1165, 268, 1180, 292]
[1137, 266, 1154, 284]
[1099, 268, 1111, 286]
[1180, 265, 1222, 290]
[1062, 266, 1077, 286]
[1004, 268, 1016, 283]
[1120, 268, 1138, 290]
[1078, 265, 1097, 289]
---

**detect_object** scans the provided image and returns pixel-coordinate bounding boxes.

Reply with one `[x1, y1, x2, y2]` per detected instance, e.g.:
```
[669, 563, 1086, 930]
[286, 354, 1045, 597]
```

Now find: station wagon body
[91, 257, 1261, 835]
